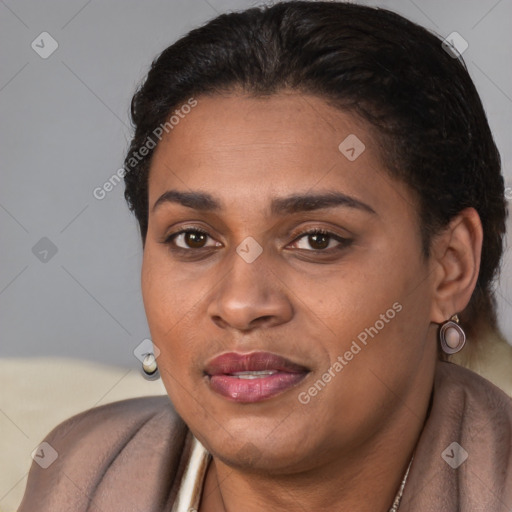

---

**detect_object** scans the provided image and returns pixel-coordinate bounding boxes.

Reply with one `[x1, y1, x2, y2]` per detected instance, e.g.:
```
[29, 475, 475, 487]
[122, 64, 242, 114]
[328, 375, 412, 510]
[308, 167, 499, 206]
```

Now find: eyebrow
[152, 190, 376, 215]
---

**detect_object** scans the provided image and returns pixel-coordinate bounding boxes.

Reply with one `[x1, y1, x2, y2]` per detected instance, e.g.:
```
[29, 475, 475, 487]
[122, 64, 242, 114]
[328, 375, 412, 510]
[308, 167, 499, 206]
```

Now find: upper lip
[204, 351, 309, 376]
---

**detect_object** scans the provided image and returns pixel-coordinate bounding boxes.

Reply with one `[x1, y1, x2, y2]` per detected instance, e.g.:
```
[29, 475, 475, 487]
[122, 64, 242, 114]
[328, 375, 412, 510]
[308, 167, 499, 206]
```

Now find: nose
[207, 249, 294, 332]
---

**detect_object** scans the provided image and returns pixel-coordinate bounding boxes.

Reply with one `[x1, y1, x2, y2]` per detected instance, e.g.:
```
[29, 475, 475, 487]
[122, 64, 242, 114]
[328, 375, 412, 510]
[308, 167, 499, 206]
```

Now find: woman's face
[142, 92, 438, 472]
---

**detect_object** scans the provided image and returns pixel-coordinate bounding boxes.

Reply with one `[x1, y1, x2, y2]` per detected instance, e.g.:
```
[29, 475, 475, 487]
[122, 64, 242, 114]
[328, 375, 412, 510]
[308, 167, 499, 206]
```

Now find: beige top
[171, 436, 210, 512]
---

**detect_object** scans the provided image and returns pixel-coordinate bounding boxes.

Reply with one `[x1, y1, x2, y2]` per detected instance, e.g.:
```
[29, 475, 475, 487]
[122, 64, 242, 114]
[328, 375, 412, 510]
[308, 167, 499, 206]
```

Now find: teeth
[230, 370, 277, 379]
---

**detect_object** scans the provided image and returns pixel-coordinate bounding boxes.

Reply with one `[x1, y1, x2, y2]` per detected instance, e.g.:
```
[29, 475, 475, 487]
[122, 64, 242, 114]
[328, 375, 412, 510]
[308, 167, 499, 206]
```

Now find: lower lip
[208, 372, 307, 403]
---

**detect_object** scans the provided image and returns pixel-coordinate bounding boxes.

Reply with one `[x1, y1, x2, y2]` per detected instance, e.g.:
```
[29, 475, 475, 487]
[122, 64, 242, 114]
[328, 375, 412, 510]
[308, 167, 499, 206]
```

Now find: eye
[289, 229, 350, 251]
[164, 228, 221, 250]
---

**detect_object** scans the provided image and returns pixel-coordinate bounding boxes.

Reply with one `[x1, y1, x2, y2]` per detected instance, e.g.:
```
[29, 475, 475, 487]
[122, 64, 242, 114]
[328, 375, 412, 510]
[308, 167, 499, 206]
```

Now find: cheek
[142, 257, 206, 414]
[293, 258, 408, 346]
[141, 249, 202, 372]
[142, 243, 204, 325]
[301, 247, 432, 385]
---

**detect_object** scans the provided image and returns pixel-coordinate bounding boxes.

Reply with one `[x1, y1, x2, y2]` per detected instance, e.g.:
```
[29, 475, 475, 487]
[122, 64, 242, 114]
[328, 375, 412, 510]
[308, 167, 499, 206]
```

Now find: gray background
[1, 0, 512, 373]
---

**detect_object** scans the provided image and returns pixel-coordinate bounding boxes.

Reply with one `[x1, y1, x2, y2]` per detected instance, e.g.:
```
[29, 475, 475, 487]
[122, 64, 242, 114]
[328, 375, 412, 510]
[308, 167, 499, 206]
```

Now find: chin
[194, 415, 321, 473]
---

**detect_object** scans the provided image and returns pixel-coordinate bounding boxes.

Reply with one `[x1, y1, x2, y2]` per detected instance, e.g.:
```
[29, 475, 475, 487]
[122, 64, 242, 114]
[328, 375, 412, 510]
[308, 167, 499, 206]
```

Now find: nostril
[211, 315, 228, 329]
[248, 315, 275, 328]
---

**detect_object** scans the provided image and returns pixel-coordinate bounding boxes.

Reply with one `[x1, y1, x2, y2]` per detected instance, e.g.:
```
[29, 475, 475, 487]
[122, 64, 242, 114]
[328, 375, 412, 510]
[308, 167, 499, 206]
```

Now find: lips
[204, 351, 309, 403]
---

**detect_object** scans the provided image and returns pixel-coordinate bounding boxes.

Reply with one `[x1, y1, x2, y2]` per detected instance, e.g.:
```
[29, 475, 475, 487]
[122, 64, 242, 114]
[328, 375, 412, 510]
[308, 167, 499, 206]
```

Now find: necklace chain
[388, 455, 414, 512]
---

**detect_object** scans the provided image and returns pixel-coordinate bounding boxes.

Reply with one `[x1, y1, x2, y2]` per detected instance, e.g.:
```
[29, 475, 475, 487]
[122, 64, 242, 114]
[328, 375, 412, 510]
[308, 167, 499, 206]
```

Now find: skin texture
[141, 92, 482, 511]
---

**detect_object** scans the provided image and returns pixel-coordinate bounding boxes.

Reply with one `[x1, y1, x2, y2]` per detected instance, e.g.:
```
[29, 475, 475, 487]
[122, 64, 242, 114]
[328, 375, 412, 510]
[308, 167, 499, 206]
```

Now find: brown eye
[292, 229, 347, 251]
[166, 229, 220, 250]
[307, 232, 330, 250]
[183, 231, 207, 248]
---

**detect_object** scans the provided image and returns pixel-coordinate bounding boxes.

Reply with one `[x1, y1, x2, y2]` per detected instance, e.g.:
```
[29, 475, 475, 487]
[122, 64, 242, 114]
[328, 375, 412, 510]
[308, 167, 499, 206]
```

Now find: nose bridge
[222, 246, 273, 305]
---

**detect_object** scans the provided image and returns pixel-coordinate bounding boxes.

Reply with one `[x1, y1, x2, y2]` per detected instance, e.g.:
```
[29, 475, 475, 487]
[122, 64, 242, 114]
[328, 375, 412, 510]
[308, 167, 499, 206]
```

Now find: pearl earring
[142, 353, 159, 379]
[439, 314, 466, 354]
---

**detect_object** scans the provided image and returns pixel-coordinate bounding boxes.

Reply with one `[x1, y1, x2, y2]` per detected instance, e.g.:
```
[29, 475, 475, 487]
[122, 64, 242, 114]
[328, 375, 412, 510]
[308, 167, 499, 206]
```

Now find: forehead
[151, 92, 373, 163]
[147, 92, 414, 218]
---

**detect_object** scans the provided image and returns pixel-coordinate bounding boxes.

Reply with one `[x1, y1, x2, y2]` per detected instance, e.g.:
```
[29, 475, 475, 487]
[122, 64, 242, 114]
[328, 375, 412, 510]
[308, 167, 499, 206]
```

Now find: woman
[19, 1, 512, 511]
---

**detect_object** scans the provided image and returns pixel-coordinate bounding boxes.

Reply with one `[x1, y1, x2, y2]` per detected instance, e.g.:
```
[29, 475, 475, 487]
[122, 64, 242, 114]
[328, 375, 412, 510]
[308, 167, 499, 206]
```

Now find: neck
[200, 379, 432, 512]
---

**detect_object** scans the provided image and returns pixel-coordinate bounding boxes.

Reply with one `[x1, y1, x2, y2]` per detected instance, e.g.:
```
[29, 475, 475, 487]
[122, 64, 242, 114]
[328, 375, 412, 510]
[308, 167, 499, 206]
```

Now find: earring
[142, 353, 159, 379]
[439, 314, 466, 354]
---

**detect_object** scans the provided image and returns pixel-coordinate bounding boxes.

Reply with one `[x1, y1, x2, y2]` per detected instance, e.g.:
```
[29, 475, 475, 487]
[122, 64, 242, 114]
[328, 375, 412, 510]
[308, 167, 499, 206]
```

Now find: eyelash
[162, 227, 351, 255]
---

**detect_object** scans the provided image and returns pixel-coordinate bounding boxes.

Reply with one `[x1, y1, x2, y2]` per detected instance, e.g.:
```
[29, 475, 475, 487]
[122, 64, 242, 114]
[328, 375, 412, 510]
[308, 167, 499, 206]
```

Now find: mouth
[204, 351, 310, 403]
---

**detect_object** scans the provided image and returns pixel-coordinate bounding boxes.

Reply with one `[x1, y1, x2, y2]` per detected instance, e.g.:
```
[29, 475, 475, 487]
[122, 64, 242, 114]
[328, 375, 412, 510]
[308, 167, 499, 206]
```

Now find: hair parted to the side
[123, 1, 507, 346]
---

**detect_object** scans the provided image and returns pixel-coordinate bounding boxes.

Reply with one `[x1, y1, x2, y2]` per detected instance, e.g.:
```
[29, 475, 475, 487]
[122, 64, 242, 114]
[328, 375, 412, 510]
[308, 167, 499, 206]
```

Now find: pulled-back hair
[124, 1, 506, 343]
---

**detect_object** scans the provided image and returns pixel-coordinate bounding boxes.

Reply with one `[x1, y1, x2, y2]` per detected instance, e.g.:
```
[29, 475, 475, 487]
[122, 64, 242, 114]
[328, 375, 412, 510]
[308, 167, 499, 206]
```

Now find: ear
[429, 207, 483, 324]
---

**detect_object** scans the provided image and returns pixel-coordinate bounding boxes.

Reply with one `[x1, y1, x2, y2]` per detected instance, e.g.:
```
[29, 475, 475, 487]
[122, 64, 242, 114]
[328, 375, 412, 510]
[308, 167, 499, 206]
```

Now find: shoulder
[436, 360, 512, 417]
[19, 395, 190, 512]
[42, 394, 183, 442]
[433, 361, 512, 449]
[403, 361, 512, 510]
